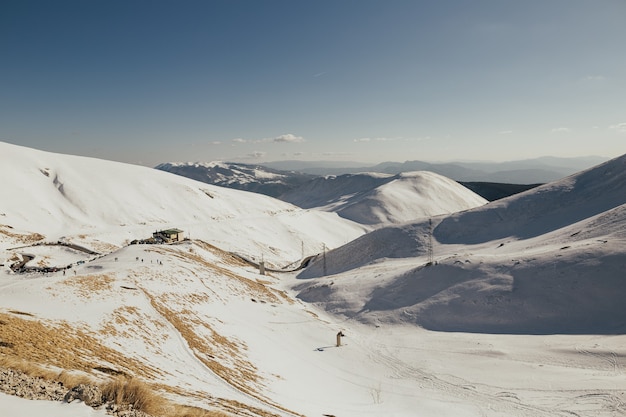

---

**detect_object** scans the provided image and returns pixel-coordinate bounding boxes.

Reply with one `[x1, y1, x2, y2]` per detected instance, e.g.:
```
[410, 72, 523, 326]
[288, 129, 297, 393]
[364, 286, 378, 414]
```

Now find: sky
[1, 0, 625, 167]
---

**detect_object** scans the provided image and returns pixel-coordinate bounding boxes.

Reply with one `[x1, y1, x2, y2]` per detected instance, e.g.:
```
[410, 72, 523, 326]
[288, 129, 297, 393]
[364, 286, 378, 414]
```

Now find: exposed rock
[64, 383, 104, 407]
[0, 366, 153, 416]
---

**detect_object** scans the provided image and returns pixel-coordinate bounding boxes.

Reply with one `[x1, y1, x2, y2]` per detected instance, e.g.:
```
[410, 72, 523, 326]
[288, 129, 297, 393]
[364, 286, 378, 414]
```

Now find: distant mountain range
[156, 156, 606, 203]
[155, 161, 315, 197]
[155, 163, 489, 226]
[262, 156, 608, 183]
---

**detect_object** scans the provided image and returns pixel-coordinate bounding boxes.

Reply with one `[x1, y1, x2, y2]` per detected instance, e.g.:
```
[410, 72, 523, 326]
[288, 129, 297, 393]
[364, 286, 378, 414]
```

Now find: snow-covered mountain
[0, 142, 365, 265]
[155, 161, 315, 198]
[2, 142, 625, 417]
[279, 171, 488, 226]
[155, 162, 488, 227]
[297, 154, 626, 334]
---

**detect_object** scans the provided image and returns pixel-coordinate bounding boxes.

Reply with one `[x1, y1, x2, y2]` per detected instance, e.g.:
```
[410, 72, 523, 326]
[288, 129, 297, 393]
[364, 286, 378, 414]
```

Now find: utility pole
[428, 218, 434, 265]
[322, 243, 327, 276]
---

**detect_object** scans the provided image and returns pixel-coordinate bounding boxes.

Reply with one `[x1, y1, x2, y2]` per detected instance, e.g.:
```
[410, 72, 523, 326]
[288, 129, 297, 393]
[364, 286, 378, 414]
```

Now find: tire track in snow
[365, 341, 578, 417]
[575, 346, 623, 374]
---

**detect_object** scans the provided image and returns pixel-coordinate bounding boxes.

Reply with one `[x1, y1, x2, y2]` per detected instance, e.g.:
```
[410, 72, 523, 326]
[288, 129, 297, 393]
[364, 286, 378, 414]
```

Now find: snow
[1, 142, 625, 417]
[0, 393, 108, 417]
[0, 142, 366, 266]
[279, 171, 487, 226]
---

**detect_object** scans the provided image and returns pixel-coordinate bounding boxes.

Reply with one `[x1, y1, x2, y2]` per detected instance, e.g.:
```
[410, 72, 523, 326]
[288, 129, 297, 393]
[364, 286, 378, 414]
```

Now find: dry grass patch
[59, 274, 115, 298]
[192, 240, 249, 268]
[0, 311, 159, 379]
[150, 245, 284, 304]
[83, 240, 119, 254]
[0, 225, 45, 244]
[0, 359, 228, 417]
[141, 294, 299, 416]
[0, 356, 94, 388]
[101, 306, 170, 350]
[102, 376, 165, 415]
[0, 311, 281, 417]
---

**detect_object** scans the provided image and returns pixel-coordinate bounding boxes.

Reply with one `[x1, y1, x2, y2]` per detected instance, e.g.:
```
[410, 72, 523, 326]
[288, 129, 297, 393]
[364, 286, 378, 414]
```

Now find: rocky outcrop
[64, 383, 104, 407]
[0, 366, 151, 416]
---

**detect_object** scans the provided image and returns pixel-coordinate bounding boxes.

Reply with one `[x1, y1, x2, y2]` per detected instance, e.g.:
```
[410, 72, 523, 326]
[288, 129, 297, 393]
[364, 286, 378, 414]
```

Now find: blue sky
[1, 0, 625, 166]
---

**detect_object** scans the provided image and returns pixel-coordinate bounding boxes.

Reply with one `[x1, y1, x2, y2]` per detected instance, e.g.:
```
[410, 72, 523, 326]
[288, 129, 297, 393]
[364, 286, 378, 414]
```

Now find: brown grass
[148, 244, 285, 304]
[0, 356, 93, 388]
[0, 360, 227, 417]
[0, 240, 304, 417]
[59, 274, 115, 298]
[102, 376, 165, 414]
[141, 294, 300, 416]
[0, 312, 230, 417]
[0, 225, 45, 244]
[0, 311, 159, 379]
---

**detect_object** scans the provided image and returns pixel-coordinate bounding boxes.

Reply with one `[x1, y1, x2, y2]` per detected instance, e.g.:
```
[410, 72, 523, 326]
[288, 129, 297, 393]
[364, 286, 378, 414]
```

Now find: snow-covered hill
[297, 154, 626, 334]
[155, 161, 315, 198]
[279, 171, 488, 226]
[155, 164, 488, 227]
[1, 142, 625, 417]
[0, 142, 365, 265]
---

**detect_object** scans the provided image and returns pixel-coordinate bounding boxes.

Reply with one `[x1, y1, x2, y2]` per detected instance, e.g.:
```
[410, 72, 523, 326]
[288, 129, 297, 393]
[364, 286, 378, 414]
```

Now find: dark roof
[156, 228, 184, 235]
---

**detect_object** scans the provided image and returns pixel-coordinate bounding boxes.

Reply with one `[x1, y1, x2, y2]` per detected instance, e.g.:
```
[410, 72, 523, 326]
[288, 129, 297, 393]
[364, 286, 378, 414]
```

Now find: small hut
[153, 228, 184, 242]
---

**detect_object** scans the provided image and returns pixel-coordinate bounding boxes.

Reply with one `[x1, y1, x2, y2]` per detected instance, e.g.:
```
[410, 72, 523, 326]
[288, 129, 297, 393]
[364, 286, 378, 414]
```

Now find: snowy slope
[297, 154, 626, 334]
[2, 143, 625, 417]
[0, 142, 366, 265]
[279, 171, 487, 226]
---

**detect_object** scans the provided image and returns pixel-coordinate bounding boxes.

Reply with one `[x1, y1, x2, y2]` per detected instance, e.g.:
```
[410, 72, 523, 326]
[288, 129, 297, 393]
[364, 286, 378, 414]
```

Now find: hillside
[297, 154, 626, 334]
[1, 143, 625, 417]
[279, 171, 488, 226]
[0, 142, 365, 265]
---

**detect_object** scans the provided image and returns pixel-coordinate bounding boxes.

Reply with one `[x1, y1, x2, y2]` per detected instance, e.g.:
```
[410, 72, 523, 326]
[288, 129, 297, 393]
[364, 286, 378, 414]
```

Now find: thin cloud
[209, 141, 222, 145]
[609, 123, 626, 133]
[247, 151, 266, 159]
[232, 138, 247, 143]
[583, 75, 606, 81]
[499, 130, 513, 135]
[273, 134, 305, 143]
[551, 127, 571, 133]
[353, 136, 398, 143]
[323, 152, 353, 157]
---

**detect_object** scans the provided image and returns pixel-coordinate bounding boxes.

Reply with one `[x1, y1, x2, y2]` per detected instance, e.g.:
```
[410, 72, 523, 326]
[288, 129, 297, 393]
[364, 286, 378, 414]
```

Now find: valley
[1, 141, 625, 416]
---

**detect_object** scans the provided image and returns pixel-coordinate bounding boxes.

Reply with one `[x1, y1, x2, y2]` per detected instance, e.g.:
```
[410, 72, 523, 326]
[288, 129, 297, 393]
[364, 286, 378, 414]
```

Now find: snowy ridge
[298, 154, 626, 334]
[280, 171, 487, 226]
[434, 154, 626, 244]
